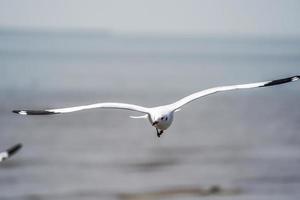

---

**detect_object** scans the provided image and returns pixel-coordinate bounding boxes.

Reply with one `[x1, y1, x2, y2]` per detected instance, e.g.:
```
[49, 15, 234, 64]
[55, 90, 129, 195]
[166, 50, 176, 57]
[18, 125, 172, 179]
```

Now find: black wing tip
[261, 75, 300, 87]
[12, 110, 57, 115]
[6, 143, 22, 157]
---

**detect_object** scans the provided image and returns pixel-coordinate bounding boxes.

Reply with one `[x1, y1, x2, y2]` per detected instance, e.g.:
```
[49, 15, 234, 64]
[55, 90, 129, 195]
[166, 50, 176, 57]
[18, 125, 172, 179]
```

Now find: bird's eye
[161, 117, 164, 120]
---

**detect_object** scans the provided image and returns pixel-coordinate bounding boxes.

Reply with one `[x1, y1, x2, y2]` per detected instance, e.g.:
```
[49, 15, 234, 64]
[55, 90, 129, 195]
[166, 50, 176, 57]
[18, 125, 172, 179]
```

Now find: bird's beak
[152, 121, 158, 126]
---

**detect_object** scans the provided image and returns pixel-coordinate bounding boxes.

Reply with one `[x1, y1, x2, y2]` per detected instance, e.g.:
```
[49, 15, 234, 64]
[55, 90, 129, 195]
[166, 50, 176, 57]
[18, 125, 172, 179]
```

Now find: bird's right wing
[13, 102, 150, 115]
[0, 143, 22, 163]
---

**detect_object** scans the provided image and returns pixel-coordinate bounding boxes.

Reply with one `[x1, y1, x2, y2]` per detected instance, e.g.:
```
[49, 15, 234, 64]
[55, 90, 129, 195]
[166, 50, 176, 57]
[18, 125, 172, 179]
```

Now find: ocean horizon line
[0, 26, 300, 41]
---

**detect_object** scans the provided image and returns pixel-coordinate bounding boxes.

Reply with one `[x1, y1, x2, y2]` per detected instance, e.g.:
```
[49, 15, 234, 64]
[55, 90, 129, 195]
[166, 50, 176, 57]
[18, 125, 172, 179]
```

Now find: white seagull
[0, 143, 22, 163]
[13, 76, 299, 137]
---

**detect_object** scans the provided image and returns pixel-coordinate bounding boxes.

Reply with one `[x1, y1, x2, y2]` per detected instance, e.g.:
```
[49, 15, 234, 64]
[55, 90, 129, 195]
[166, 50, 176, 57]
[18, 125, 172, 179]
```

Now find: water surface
[0, 31, 300, 200]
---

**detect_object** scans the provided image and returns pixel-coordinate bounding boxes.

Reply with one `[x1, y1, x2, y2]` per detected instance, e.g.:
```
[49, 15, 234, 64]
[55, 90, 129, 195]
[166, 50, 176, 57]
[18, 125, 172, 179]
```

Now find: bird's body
[13, 76, 300, 137]
[0, 143, 22, 163]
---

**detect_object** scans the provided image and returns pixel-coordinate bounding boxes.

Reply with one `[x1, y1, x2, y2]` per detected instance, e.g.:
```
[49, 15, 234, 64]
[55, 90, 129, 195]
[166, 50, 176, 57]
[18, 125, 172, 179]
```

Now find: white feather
[0, 152, 8, 162]
[130, 114, 148, 119]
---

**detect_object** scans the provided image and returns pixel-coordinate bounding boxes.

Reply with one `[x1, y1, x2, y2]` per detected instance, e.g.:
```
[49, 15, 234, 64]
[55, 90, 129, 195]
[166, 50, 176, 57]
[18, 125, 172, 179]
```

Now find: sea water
[0, 31, 300, 200]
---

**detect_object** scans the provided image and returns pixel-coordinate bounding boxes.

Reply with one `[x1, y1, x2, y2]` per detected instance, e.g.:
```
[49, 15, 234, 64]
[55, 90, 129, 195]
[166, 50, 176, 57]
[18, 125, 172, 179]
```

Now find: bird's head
[150, 112, 174, 130]
[152, 116, 167, 126]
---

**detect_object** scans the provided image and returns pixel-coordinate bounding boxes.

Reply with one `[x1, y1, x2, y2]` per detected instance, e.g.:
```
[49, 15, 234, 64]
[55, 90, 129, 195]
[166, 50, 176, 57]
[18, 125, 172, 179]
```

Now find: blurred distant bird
[0, 143, 22, 163]
[13, 76, 299, 137]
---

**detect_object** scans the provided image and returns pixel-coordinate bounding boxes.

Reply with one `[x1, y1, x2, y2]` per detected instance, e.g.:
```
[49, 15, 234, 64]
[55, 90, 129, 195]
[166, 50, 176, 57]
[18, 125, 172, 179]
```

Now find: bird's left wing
[0, 143, 22, 163]
[13, 102, 150, 115]
[170, 76, 300, 110]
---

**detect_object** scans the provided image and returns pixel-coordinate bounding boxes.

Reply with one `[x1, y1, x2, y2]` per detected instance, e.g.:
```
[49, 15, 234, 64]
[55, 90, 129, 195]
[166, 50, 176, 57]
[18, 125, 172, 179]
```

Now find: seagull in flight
[0, 143, 22, 163]
[13, 76, 299, 137]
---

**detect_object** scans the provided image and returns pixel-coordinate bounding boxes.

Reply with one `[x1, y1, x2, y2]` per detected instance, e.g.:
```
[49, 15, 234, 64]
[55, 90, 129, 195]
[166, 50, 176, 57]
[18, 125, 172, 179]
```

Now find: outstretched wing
[0, 143, 22, 163]
[13, 103, 150, 115]
[170, 76, 300, 110]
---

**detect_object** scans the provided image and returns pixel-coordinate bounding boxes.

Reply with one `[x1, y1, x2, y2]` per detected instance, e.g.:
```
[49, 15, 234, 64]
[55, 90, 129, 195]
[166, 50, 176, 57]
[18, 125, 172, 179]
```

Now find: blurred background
[0, 0, 300, 199]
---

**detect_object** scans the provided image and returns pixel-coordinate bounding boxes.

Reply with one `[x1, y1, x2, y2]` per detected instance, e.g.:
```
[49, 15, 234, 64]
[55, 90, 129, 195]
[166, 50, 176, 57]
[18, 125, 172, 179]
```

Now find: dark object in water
[119, 185, 242, 200]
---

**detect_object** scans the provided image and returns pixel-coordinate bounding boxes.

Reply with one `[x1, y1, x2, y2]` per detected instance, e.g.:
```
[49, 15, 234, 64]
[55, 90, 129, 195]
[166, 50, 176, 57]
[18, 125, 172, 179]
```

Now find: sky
[0, 0, 299, 37]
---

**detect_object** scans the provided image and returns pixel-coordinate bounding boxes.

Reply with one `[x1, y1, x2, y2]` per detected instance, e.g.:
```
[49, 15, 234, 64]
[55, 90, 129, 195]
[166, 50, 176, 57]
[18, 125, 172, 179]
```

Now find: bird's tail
[130, 114, 148, 119]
